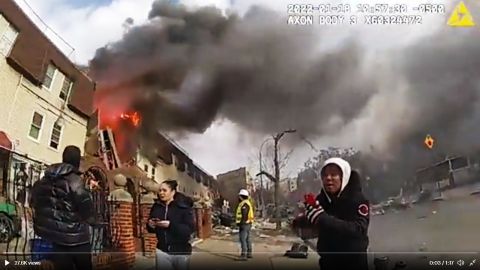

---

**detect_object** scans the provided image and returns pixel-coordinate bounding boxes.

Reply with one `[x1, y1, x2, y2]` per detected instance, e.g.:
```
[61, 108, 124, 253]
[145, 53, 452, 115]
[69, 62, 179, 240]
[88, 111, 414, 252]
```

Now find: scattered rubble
[371, 204, 386, 216]
[212, 225, 233, 235]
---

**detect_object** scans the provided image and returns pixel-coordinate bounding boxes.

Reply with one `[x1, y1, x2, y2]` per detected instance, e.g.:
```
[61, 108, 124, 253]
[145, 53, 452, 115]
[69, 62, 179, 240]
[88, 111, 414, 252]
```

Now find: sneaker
[236, 255, 248, 261]
[247, 254, 253, 259]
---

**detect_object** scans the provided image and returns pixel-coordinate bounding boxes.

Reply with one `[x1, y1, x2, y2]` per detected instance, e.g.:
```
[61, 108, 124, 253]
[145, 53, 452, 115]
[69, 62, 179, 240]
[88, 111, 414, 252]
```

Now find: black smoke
[90, 1, 376, 142]
[90, 0, 480, 194]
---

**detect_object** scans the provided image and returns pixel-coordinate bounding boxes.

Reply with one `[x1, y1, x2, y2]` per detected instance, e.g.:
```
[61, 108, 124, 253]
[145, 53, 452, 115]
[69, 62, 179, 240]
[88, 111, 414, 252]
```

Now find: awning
[0, 131, 12, 151]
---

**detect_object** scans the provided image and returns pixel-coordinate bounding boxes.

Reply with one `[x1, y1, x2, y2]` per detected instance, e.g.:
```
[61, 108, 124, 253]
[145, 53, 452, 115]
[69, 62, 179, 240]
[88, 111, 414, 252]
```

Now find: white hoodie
[320, 157, 352, 203]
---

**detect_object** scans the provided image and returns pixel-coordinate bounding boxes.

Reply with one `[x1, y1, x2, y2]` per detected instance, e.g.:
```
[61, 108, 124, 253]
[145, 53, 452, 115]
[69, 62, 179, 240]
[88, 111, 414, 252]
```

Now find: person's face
[158, 183, 175, 202]
[321, 164, 343, 195]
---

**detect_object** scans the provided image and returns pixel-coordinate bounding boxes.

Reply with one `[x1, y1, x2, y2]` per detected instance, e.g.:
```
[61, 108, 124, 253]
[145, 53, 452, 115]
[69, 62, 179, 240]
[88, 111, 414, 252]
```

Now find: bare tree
[258, 144, 294, 184]
[256, 130, 296, 230]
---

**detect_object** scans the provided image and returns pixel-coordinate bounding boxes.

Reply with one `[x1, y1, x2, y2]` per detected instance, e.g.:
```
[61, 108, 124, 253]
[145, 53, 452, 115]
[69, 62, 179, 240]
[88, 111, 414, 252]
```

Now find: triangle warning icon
[447, 1, 475, 27]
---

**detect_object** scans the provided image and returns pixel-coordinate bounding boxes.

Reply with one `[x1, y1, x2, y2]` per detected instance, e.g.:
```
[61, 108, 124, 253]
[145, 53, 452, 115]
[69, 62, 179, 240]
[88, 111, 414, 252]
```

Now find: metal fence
[84, 166, 121, 253]
[1, 158, 120, 261]
[3, 159, 44, 261]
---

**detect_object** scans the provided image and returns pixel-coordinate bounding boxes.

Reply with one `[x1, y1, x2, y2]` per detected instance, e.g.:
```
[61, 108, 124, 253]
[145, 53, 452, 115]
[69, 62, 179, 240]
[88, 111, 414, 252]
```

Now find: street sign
[425, 134, 434, 149]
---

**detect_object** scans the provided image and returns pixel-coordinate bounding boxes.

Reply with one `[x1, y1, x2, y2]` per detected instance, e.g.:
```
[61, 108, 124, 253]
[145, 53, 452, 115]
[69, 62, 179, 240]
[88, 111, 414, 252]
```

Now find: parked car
[0, 201, 21, 243]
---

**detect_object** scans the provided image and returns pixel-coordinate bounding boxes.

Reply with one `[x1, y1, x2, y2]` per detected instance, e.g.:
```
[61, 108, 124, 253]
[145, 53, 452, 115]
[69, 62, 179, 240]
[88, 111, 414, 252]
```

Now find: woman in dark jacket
[296, 157, 370, 270]
[147, 180, 195, 270]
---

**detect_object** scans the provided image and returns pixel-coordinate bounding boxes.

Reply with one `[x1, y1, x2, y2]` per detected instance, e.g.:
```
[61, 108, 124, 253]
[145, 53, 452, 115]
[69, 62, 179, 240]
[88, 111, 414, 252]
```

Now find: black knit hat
[62, 145, 81, 169]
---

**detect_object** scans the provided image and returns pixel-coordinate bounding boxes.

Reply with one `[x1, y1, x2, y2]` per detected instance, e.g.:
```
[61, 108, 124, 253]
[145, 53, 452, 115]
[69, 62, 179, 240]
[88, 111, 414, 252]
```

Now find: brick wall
[141, 203, 157, 257]
[202, 208, 212, 239]
[105, 201, 136, 269]
[195, 208, 204, 239]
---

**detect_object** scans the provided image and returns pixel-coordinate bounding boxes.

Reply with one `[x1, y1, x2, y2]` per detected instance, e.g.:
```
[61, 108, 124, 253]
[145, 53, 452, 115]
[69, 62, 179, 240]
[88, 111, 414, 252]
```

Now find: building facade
[0, 0, 95, 200]
[135, 135, 219, 201]
[279, 177, 298, 194]
[217, 167, 254, 211]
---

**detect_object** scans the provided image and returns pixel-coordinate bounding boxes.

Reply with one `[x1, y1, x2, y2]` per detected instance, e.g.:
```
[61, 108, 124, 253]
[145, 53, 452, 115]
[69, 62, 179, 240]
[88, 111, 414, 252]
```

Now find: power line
[20, 0, 75, 55]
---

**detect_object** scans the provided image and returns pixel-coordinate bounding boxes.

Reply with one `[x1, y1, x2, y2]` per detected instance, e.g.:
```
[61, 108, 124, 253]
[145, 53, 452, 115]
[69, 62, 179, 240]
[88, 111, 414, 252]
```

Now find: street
[135, 233, 319, 270]
[370, 189, 480, 252]
[135, 190, 480, 270]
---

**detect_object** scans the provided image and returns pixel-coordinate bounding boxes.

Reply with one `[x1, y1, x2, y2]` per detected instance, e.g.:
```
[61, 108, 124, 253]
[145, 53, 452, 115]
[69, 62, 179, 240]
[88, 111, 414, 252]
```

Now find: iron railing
[1, 158, 120, 262]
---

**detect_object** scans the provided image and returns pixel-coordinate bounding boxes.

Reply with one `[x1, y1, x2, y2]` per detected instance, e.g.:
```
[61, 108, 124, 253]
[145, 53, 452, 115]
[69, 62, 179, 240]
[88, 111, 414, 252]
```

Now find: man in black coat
[31, 145, 94, 270]
[299, 157, 370, 270]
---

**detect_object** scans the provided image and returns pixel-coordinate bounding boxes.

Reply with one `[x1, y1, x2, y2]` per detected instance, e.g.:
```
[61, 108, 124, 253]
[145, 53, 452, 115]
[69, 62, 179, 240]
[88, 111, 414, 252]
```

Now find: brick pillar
[140, 193, 157, 258]
[107, 189, 135, 269]
[194, 207, 204, 239]
[202, 207, 212, 239]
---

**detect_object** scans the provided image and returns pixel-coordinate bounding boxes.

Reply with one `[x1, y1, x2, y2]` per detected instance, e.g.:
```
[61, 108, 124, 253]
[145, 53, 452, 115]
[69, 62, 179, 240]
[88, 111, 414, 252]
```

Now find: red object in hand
[304, 193, 317, 207]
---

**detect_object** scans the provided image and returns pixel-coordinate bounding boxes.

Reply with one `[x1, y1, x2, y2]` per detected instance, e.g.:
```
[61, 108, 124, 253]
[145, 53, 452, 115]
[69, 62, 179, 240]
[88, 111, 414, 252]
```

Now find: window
[60, 77, 72, 100]
[49, 122, 62, 149]
[144, 164, 148, 172]
[43, 65, 56, 89]
[0, 17, 18, 56]
[28, 112, 43, 140]
[151, 167, 156, 179]
[451, 157, 469, 170]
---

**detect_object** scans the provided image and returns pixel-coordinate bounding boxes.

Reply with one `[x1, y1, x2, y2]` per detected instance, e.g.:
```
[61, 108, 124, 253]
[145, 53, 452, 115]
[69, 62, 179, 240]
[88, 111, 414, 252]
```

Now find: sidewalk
[134, 235, 319, 270]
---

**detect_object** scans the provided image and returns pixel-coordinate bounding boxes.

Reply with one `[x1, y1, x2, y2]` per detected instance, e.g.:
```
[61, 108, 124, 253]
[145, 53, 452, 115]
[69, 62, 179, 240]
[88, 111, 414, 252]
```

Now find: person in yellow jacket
[235, 189, 254, 260]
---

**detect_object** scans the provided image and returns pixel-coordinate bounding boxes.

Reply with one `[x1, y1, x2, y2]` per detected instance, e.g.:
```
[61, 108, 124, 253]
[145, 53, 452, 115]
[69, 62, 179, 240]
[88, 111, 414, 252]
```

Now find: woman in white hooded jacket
[299, 157, 370, 270]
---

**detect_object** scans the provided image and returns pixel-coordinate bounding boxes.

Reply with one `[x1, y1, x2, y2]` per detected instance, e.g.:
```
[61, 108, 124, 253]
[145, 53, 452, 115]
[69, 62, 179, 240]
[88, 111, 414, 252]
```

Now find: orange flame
[424, 134, 434, 149]
[120, 111, 141, 127]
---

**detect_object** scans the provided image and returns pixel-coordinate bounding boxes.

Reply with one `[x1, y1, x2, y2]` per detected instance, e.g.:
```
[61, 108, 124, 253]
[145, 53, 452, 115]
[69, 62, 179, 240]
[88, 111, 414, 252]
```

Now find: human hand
[148, 218, 160, 227]
[303, 193, 324, 224]
[303, 193, 317, 207]
[156, 220, 170, 228]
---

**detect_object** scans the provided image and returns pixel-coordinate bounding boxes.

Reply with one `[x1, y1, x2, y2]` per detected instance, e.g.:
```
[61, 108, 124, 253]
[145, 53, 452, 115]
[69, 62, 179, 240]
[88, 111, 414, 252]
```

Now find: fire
[120, 111, 141, 127]
[424, 134, 434, 149]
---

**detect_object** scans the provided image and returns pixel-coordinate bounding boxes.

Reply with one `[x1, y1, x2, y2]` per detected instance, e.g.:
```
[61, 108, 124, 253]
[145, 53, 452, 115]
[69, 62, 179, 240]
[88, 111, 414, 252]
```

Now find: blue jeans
[238, 224, 252, 256]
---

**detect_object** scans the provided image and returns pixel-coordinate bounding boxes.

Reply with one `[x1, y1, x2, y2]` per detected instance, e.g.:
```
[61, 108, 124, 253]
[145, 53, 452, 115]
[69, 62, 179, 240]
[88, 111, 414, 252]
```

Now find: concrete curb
[192, 238, 204, 247]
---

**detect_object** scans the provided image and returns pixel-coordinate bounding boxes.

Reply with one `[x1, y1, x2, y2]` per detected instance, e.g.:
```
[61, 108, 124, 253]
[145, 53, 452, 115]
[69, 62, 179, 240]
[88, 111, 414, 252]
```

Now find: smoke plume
[90, 1, 376, 141]
[90, 0, 480, 189]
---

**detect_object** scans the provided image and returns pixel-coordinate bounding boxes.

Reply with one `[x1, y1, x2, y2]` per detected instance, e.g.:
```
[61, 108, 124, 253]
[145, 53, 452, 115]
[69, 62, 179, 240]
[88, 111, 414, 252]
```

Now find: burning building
[84, 107, 220, 203]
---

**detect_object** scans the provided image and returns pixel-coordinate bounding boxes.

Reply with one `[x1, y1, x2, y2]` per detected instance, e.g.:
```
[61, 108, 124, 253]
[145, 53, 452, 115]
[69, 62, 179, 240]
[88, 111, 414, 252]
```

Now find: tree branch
[279, 148, 295, 170]
[256, 171, 277, 183]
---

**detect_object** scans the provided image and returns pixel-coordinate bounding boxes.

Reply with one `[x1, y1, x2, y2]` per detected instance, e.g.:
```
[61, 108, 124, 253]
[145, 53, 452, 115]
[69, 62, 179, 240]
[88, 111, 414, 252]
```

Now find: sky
[12, 0, 461, 177]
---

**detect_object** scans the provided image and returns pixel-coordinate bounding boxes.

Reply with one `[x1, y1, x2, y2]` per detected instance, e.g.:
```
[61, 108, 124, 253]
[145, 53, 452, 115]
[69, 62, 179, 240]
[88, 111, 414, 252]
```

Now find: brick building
[217, 167, 255, 212]
[0, 0, 95, 200]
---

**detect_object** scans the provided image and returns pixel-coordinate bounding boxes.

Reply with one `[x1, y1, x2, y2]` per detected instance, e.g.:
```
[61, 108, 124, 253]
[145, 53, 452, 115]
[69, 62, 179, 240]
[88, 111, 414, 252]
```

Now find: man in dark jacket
[30, 145, 94, 270]
[298, 157, 369, 270]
